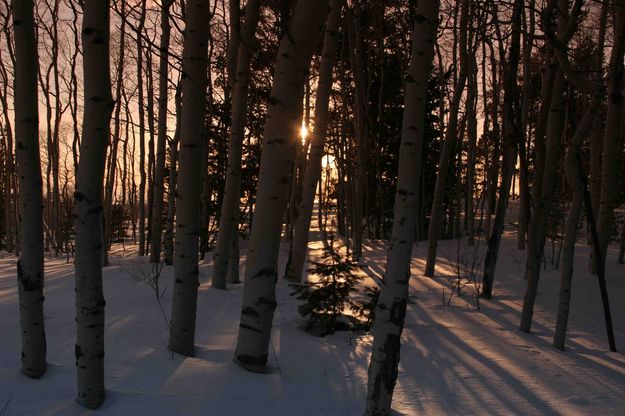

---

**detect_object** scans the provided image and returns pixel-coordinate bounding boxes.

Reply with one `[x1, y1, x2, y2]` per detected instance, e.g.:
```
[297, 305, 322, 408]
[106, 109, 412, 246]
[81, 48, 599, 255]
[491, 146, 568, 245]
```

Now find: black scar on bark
[389, 299, 407, 327]
[383, 333, 401, 392]
[256, 297, 277, 311]
[241, 306, 260, 317]
[239, 323, 262, 333]
[17, 260, 43, 292]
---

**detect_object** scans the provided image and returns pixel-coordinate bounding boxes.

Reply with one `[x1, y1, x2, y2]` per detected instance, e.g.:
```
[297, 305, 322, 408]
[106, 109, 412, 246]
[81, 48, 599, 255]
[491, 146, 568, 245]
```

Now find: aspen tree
[424, 0, 468, 277]
[150, 0, 173, 263]
[234, 0, 329, 372]
[212, 0, 262, 289]
[365, 1, 439, 413]
[482, 0, 522, 298]
[103, 0, 127, 267]
[168, 0, 210, 356]
[12, 0, 46, 379]
[596, 0, 625, 272]
[73, 0, 114, 408]
[520, 0, 569, 333]
[283, 0, 344, 283]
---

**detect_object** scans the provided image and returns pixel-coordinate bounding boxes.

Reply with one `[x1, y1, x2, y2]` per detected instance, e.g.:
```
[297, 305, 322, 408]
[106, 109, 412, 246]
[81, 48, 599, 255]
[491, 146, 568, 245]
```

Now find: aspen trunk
[150, 0, 172, 263]
[520, 0, 568, 333]
[520, 65, 565, 333]
[365, 1, 439, 413]
[283, 0, 343, 283]
[165, 82, 182, 266]
[12, 0, 46, 379]
[517, 0, 535, 250]
[347, 6, 368, 261]
[168, 0, 210, 356]
[103, 0, 126, 267]
[146, 49, 156, 257]
[481, 0, 522, 299]
[590, 2, 608, 233]
[483, 41, 501, 238]
[136, 0, 147, 257]
[596, 0, 625, 272]
[234, 0, 329, 372]
[73, 0, 114, 408]
[554, 93, 602, 350]
[466, 55, 478, 247]
[424, 0, 468, 277]
[212, 0, 261, 289]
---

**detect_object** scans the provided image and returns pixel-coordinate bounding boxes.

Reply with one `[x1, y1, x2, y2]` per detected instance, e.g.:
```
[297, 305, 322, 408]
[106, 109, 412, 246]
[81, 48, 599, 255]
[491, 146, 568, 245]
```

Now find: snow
[0, 233, 624, 415]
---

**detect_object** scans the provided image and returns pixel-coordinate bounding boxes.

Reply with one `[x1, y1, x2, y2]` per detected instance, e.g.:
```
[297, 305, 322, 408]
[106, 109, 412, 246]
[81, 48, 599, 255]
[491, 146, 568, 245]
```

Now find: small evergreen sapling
[291, 239, 362, 336]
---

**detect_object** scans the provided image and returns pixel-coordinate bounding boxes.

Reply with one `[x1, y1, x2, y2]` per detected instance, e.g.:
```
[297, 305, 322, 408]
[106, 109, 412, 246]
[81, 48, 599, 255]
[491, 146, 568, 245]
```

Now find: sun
[300, 121, 309, 145]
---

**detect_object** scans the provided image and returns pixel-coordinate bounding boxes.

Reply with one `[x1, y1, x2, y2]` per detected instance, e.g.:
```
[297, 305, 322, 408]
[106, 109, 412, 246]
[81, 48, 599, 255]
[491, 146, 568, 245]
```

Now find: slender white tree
[73, 0, 114, 408]
[234, 0, 329, 372]
[283, 0, 344, 283]
[520, 0, 569, 333]
[365, 1, 439, 413]
[481, 0, 522, 298]
[212, 0, 262, 289]
[12, 0, 46, 379]
[168, 0, 210, 357]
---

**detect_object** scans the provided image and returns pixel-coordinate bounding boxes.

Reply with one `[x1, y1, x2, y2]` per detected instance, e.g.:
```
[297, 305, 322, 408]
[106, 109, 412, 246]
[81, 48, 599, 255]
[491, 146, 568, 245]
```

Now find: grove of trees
[1, 0, 623, 413]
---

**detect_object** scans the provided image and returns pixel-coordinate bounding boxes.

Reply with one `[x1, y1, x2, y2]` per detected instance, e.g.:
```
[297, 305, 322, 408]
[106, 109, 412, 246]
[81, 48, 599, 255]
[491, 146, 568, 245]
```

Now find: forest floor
[0, 230, 624, 415]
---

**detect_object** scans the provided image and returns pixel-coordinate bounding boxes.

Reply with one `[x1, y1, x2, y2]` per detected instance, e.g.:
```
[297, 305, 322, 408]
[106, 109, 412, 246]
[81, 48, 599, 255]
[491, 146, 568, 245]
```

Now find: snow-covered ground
[1, 232, 624, 415]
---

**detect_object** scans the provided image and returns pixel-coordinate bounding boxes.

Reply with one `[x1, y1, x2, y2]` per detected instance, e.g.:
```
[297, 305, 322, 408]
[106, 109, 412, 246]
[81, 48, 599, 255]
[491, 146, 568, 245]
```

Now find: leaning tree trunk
[596, 0, 625, 272]
[149, 0, 172, 263]
[424, 0, 469, 277]
[212, 0, 262, 289]
[481, 0, 522, 299]
[12, 0, 47, 379]
[168, 0, 210, 357]
[73, 0, 114, 408]
[283, 0, 343, 283]
[234, 0, 329, 372]
[589, 1, 608, 239]
[554, 92, 603, 350]
[365, 1, 439, 414]
[520, 0, 569, 333]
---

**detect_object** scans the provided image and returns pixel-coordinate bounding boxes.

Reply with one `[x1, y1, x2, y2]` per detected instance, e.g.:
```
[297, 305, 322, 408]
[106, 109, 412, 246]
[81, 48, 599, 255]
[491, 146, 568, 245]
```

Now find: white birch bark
[234, 0, 329, 372]
[12, 0, 46, 379]
[283, 0, 343, 283]
[365, 1, 439, 413]
[554, 92, 602, 350]
[168, 0, 210, 356]
[520, 0, 569, 333]
[73, 0, 114, 408]
[212, 0, 261, 289]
